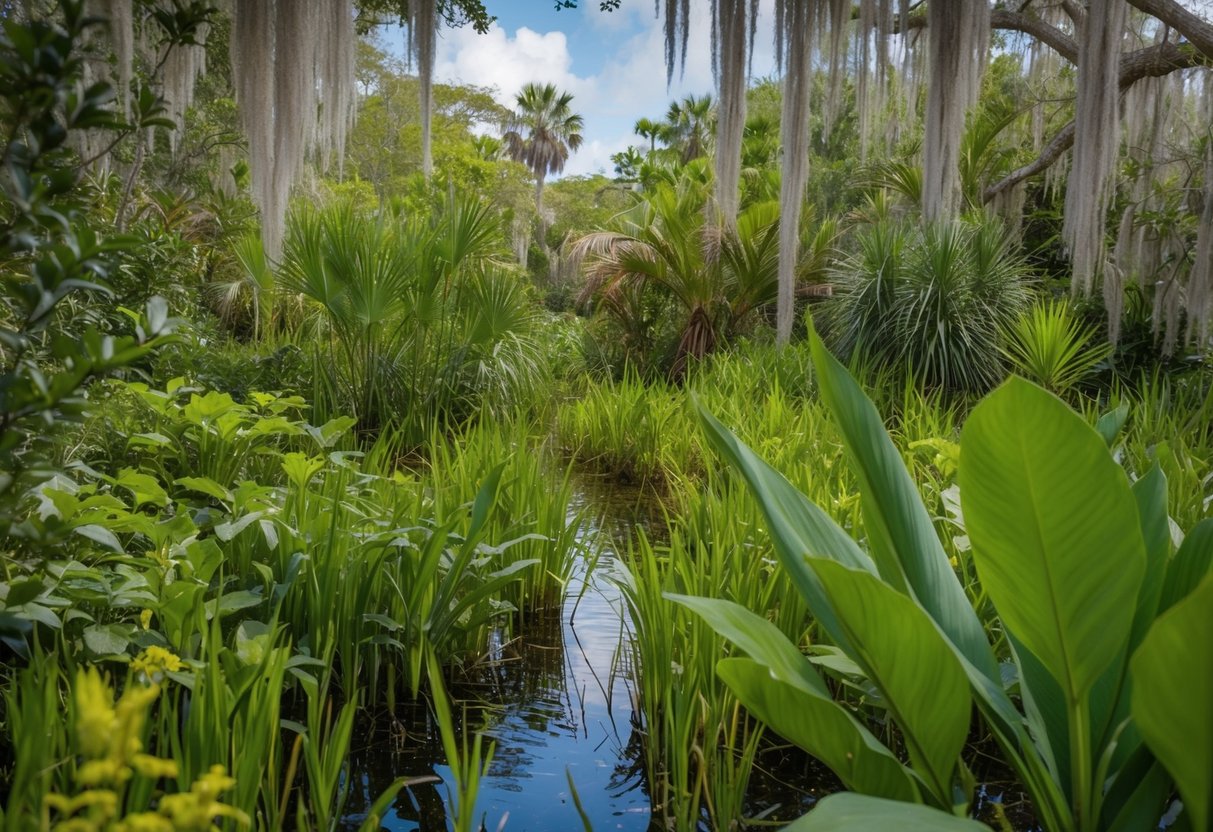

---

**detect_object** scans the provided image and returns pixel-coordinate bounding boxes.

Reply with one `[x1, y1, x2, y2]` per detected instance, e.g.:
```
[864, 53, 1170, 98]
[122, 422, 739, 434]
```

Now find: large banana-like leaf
[666, 594, 830, 695]
[1101, 748, 1173, 832]
[1090, 467, 1172, 774]
[809, 559, 971, 806]
[1127, 466, 1171, 651]
[716, 658, 920, 802]
[782, 793, 989, 831]
[694, 402, 876, 655]
[696, 378, 1070, 829]
[668, 595, 919, 801]
[959, 377, 1145, 707]
[1130, 573, 1213, 832]
[807, 331, 998, 682]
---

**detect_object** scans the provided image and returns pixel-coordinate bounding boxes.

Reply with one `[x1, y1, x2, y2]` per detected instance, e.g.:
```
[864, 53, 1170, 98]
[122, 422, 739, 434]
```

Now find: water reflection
[342, 474, 840, 831]
[343, 477, 652, 831]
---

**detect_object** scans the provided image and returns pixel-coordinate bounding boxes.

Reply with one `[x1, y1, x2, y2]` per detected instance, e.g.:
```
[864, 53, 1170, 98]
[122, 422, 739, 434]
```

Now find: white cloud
[432, 25, 583, 107]
[430, 0, 779, 178]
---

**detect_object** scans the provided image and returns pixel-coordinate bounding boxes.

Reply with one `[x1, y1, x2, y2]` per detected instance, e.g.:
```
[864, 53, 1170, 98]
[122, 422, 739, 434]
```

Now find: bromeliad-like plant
[674, 331, 1212, 830]
[1001, 298, 1112, 395]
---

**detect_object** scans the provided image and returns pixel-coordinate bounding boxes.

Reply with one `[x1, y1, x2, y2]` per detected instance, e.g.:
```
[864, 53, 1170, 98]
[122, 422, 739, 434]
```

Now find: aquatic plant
[679, 330, 1213, 830]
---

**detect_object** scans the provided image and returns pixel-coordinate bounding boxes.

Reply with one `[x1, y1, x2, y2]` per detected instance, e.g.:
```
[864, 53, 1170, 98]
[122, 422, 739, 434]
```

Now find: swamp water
[339, 478, 825, 830]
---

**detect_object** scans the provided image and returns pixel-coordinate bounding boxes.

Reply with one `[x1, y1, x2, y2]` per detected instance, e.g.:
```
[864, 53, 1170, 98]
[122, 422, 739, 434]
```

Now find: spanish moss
[776, 0, 816, 345]
[922, 0, 989, 221]
[404, 0, 438, 179]
[711, 0, 756, 226]
[231, 0, 356, 259]
[1063, 0, 1127, 310]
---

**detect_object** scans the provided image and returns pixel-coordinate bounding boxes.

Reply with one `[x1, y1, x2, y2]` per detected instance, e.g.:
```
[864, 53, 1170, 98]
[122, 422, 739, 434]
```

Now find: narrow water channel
[341, 481, 654, 830]
[340, 475, 1044, 831]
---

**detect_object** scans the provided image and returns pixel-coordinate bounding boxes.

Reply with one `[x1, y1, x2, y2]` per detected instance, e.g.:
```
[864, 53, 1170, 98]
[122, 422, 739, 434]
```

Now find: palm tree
[633, 116, 663, 154]
[661, 94, 714, 163]
[572, 172, 818, 379]
[611, 147, 644, 180]
[502, 83, 584, 233]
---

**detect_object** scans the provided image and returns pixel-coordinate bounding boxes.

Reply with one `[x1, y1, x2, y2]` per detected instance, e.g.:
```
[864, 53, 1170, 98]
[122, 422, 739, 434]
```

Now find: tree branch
[983, 39, 1208, 202]
[902, 8, 1079, 61]
[1126, 0, 1213, 61]
[991, 9, 1077, 62]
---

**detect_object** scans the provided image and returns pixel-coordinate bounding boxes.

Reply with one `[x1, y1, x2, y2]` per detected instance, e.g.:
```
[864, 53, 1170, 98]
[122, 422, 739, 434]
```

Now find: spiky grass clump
[1001, 299, 1112, 395]
[827, 219, 1033, 393]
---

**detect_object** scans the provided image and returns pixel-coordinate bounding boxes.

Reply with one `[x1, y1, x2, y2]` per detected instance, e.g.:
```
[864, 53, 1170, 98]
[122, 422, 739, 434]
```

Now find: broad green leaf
[667, 594, 827, 695]
[1006, 634, 1069, 793]
[959, 377, 1145, 706]
[215, 511, 263, 542]
[4, 578, 45, 608]
[282, 453, 326, 491]
[127, 432, 173, 448]
[1131, 574, 1213, 832]
[83, 623, 130, 657]
[717, 658, 919, 803]
[183, 390, 238, 422]
[206, 590, 263, 619]
[810, 559, 971, 805]
[1158, 518, 1213, 614]
[74, 523, 124, 553]
[1128, 466, 1170, 650]
[694, 402, 875, 654]
[808, 331, 997, 683]
[114, 469, 169, 508]
[1090, 466, 1173, 769]
[782, 792, 989, 831]
[235, 620, 271, 665]
[1101, 748, 1172, 832]
[184, 538, 224, 583]
[1095, 402, 1129, 447]
[175, 476, 233, 503]
[307, 416, 357, 449]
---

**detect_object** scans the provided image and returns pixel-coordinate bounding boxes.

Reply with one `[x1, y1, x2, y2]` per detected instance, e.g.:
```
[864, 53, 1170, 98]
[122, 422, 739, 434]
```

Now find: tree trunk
[535, 174, 547, 257]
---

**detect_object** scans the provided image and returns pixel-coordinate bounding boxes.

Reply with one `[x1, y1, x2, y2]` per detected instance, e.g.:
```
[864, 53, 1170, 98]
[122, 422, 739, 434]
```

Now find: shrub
[827, 218, 1033, 392]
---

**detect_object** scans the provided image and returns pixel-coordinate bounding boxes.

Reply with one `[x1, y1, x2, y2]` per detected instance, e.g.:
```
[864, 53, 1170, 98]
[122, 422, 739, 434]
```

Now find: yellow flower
[50, 819, 101, 832]
[73, 669, 116, 759]
[114, 813, 174, 832]
[131, 754, 178, 780]
[76, 759, 129, 788]
[139, 609, 153, 630]
[130, 647, 182, 682]
[159, 766, 249, 832]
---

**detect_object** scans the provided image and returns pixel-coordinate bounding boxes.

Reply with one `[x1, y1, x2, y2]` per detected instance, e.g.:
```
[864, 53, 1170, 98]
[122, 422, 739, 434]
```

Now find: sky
[403, 0, 779, 178]
[392, 0, 1213, 178]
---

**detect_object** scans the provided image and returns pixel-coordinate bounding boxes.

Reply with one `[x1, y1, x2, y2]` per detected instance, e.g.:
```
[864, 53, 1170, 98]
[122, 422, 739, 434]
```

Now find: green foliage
[1001, 299, 1112, 394]
[0, 376, 563, 825]
[574, 169, 837, 378]
[280, 195, 546, 443]
[346, 40, 530, 213]
[0, 1, 177, 530]
[682, 332, 1211, 830]
[827, 219, 1033, 392]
